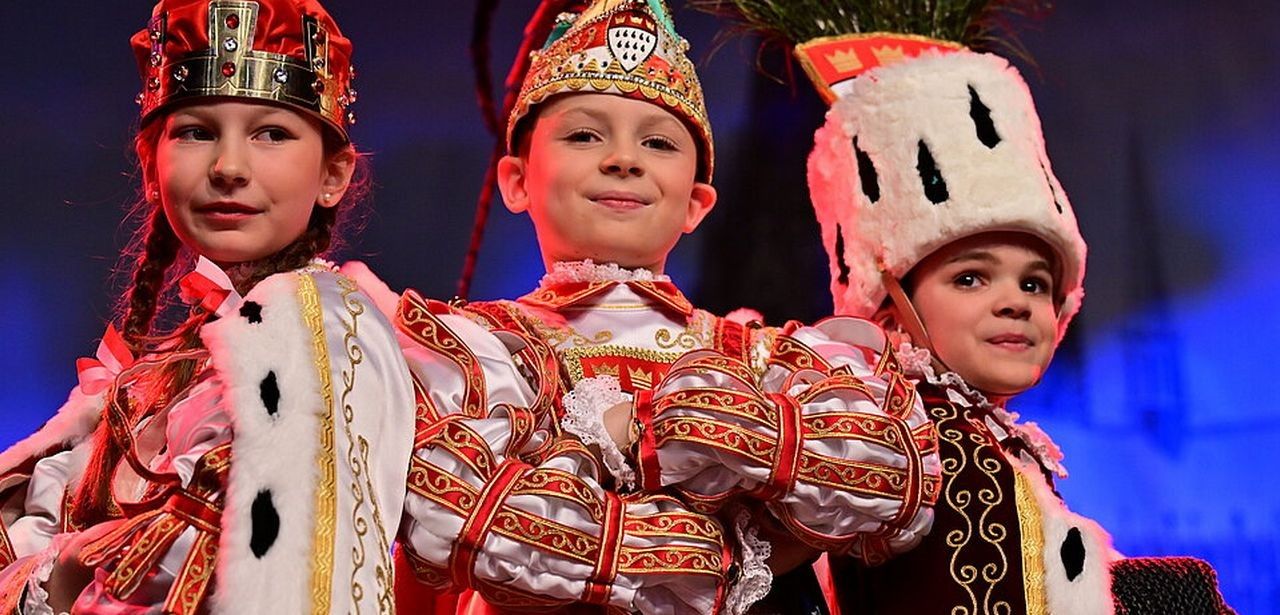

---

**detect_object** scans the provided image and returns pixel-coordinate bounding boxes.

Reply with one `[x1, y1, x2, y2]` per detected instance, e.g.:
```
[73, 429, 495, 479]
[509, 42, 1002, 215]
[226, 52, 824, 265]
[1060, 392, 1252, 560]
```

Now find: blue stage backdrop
[2, 2, 1275, 611]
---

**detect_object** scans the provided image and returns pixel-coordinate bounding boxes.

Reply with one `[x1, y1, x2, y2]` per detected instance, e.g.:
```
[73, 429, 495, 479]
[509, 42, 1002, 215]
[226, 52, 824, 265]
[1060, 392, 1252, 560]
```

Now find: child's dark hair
[70, 115, 368, 527]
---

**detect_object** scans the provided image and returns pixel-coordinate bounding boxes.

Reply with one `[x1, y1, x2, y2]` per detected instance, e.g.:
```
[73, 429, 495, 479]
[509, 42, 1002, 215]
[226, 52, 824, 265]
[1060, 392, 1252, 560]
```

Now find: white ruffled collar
[898, 342, 1068, 478]
[540, 259, 671, 286]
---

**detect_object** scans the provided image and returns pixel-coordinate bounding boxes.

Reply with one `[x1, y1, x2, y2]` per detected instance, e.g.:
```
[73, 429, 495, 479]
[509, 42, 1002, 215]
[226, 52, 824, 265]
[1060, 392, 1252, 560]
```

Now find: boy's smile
[590, 190, 653, 211]
[498, 93, 716, 273]
[906, 232, 1060, 400]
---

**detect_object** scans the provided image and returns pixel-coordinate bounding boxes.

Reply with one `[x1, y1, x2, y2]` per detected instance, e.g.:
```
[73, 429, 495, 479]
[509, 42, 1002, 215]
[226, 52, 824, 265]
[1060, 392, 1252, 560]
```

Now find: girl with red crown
[0, 1, 416, 612]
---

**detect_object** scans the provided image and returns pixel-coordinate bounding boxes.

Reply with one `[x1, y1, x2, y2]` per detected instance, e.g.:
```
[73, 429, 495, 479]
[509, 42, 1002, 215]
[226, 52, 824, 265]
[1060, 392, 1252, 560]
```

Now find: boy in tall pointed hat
[388, 1, 950, 613]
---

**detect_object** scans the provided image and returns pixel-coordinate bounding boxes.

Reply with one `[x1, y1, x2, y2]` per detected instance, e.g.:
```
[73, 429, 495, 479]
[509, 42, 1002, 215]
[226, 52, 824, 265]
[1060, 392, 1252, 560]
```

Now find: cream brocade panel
[333, 274, 399, 613]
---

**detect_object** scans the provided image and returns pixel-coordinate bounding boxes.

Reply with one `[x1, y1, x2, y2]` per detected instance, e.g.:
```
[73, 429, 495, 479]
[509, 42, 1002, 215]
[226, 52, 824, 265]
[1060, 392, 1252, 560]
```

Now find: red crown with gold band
[508, 0, 714, 181]
[131, 0, 357, 140]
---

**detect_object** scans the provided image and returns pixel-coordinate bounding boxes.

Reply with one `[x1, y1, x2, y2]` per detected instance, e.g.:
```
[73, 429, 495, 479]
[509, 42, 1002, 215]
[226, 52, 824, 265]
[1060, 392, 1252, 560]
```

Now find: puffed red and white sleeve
[0, 380, 105, 569]
[633, 316, 941, 565]
[395, 292, 734, 613]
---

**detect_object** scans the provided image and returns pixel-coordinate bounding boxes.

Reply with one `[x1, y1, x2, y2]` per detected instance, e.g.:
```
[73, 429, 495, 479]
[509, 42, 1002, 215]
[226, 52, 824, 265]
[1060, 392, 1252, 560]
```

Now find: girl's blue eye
[643, 136, 678, 151]
[175, 126, 213, 141]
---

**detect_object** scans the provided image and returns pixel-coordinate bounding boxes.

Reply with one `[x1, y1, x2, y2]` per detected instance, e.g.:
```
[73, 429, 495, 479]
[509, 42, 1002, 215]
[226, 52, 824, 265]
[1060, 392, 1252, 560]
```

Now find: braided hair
[70, 116, 364, 526]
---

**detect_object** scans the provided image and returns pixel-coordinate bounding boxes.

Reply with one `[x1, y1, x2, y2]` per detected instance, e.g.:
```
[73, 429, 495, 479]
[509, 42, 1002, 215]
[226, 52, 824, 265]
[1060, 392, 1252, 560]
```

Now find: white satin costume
[389, 261, 943, 614]
[0, 259, 415, 615]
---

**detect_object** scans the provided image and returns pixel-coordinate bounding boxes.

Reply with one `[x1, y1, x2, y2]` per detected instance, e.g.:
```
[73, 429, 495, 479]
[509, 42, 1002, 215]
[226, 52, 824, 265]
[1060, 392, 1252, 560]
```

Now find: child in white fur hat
[706, 0, 1234, 612]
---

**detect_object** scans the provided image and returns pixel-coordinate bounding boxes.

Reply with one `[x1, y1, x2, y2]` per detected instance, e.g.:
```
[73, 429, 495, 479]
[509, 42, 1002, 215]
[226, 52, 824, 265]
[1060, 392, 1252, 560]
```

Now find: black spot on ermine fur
[1040, 161, 1065, 213]
[250, 490, 280, 558]
[968, 85, 1001, 149]
[853, 137, 881, 203]
[1061, 527, 1086, 581]
[239, 301, 263, 323]
[917, 140, 950, 204]
[834, 225, 851, 286]
[260, 371, 280, 417]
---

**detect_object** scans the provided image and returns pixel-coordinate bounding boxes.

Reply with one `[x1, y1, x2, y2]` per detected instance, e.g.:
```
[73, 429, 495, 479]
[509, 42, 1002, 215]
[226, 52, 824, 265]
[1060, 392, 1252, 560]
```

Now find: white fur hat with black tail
[701, 1, 1086, 337]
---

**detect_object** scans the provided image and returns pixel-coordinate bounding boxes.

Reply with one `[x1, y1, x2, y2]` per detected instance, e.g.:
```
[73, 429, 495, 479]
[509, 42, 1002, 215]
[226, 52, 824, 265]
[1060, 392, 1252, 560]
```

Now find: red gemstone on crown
[222, 62, 236, 78]
[226, 13, 239, 29]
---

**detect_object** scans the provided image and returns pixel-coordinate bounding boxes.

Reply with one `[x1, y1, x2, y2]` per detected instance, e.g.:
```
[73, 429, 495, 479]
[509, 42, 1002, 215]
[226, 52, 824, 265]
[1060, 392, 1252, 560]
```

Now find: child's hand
[756, 512, 821, 575]
[45, 519, 126, 612]
[601, 400, 635, 450]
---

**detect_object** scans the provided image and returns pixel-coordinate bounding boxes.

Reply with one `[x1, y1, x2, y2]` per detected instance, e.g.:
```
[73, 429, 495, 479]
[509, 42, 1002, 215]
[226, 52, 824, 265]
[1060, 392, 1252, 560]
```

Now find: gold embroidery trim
[560, 345, 682, 385]
[335, 274, 398, 613]
[508, 301, 615, 348]
[654, 310, 715, 350]
[299, 272, 337, 615]
[933, 401, 1015, 615]
[1014, 469, 1049, 615]
[559, 303, 650, 311]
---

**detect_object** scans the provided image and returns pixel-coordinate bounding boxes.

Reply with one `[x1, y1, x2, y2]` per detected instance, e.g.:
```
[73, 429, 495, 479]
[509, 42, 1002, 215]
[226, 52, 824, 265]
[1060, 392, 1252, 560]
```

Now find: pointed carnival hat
[712, 2, 1086, 337]
[508, 0, 714, 181]
[131, 0, 357, 140]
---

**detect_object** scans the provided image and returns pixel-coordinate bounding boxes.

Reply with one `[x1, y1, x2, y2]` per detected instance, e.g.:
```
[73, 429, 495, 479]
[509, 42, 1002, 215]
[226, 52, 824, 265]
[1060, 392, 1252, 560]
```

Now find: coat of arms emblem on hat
[607, 12, 657, 72]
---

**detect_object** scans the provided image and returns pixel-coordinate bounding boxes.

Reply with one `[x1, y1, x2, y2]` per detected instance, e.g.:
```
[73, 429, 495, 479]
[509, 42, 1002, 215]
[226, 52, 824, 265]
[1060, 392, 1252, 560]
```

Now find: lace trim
[747, 328, 777, 380]
[22, 535, 69, 615]
[723, 507, 773, 615]
[560, 376, 637, 489]
[541, 259, 670, 285]
[898, 342, 1068, 478]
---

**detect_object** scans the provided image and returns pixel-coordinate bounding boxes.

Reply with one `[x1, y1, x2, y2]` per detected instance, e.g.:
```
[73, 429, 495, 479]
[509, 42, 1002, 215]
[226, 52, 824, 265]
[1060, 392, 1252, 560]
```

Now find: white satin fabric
[648, 319, 940, 557]
[396, 261, 941, 613]
[396, 280, 731, 613]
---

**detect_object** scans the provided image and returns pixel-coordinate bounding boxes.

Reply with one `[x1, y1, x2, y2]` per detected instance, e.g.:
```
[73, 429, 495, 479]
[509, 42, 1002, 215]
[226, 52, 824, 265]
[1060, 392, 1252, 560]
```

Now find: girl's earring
[149, 188, 160, 202]
[321, 192, 334, 205]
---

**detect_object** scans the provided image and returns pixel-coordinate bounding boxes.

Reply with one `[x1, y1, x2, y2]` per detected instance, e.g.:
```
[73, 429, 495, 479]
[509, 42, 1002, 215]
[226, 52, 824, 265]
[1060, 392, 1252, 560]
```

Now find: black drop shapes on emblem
[834, 225, 851, 286]
[853, 137, 880, 203]
[968, 85, 1001, 148]
[260, 371, 280, 417]
[917, 140, 950, 204]
[1061, 527, 1086, 581]
[239, 300, 263, 323]
[1041, 161, 1065, 213]
[250, 490, 280, 558]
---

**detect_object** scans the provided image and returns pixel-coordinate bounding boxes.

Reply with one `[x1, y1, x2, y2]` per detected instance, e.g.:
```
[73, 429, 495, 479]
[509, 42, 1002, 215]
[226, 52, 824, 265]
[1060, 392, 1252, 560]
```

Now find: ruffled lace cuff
[560, 376, 636, 489]
[723, 508, 773, 615]
[21, 535, 68, 615]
